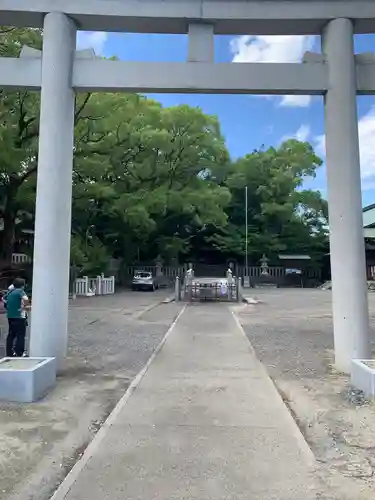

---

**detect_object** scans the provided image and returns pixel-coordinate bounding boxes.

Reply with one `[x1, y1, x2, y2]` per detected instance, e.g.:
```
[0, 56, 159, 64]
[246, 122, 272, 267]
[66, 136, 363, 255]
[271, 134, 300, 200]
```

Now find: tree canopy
[0, 27, 328, 275]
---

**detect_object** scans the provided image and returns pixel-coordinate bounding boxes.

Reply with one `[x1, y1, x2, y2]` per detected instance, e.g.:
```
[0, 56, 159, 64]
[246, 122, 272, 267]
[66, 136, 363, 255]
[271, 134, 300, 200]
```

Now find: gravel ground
[234, 289, 375, 500]
[3, 288, 375, 500]
[0, 290, 182, 500]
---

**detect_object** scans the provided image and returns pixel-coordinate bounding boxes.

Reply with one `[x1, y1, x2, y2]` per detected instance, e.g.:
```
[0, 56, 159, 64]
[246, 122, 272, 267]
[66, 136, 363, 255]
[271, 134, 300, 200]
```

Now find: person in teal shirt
[5, 278, 29, 357]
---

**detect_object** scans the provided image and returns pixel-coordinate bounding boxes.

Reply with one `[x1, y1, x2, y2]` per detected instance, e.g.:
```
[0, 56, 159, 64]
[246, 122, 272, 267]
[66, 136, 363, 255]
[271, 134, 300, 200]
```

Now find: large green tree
[203, 139, 328, 264]
[0, 27, 94, 267]
[0, 28, 42, 265]
[71, 96, 231, 267]
[0, 28, 329, 273]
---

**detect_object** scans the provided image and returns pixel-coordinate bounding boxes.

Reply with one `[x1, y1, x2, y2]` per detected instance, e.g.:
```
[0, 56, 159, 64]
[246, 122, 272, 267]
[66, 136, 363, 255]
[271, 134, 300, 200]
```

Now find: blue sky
[77, 31, 375, 207]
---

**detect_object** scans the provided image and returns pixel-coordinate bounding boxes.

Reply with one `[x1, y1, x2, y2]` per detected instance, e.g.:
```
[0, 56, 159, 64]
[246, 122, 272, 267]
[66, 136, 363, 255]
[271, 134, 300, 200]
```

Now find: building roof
[363, 204, 375, 228]
[363, 203, 375, 213]
[278, 254, 311, 260]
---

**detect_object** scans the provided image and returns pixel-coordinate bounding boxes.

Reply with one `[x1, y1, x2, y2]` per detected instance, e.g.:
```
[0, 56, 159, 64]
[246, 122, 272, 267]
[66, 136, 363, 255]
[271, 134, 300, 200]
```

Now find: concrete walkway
[52, 304, 318, 500]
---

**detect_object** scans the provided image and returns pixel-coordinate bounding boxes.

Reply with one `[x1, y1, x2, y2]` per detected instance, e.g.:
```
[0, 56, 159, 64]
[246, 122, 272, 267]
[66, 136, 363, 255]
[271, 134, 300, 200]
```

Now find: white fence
[11, 253, 31, 264]
[74, 275, 115, 297]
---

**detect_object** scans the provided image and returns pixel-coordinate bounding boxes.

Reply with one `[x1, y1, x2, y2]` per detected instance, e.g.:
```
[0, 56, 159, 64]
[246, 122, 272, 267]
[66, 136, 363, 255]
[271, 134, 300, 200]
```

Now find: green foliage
[70, 234, 87, 269]
[0, 27, 329, 272]
[71, 94, 231, 264]
[0, 28, 43, 264]
[207, 140, 327, 263]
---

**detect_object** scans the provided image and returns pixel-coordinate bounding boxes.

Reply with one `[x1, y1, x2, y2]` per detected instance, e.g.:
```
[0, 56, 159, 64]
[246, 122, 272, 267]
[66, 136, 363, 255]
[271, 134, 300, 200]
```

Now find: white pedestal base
[351, 359, 375, 398]
[0, 357, 56, 402]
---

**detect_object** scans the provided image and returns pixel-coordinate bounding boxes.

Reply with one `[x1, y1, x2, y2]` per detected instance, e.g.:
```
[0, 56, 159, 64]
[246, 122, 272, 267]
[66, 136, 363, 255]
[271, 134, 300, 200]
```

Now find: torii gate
[2, 0, 375, 372]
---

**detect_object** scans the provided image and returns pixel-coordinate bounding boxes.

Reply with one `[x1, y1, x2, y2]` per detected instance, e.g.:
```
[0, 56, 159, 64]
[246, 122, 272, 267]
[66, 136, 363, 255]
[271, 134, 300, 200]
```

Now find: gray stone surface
[235, 288, 375, 500]
[0, 357, 56, 403]
[56, 304, 318, 500]
[3, 0, 375, 36]
[351, 359, 375, 398]
[64, 425, 316, 500]
[0, 290, 181, 500]
[118, 375, 294, 427]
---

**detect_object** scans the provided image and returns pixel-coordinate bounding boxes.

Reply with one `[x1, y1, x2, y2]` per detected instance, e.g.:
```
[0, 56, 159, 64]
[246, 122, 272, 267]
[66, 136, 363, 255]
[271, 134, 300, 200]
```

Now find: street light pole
[245, 186, 248, 285]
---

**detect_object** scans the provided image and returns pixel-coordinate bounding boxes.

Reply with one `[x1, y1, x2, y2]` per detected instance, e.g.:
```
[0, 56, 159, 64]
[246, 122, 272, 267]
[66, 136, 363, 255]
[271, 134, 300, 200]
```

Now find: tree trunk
[0, 209, 16, 269]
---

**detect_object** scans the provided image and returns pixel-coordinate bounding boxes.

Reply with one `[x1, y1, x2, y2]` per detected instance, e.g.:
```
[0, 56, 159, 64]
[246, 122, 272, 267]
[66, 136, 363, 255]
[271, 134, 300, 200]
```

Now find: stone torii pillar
[29, 12, 76, 366]
[323, 18, 371, 372]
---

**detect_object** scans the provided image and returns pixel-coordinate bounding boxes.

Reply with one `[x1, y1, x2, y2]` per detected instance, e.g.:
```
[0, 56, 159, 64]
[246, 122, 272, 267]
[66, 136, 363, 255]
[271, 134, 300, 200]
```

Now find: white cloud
[279, 95, 312, 108]
[314, 134, 325, 157]
[230, 35, 316, 108]
[281, 124, 311, 144]
[314, 106, 375, 188]
[295, 124, 311, 142]
[357, 107, 375, 180]
[76, 31, 108, 55]
[230, 35, 315, 64]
